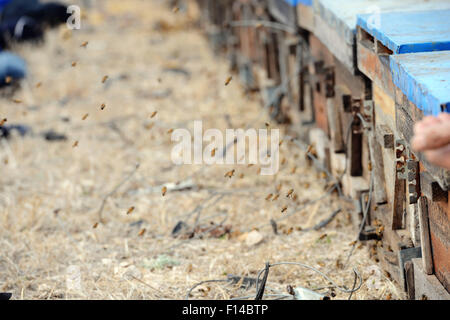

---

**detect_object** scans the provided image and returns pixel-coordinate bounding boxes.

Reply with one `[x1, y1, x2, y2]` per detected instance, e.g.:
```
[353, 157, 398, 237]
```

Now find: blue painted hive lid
[390, 50, 450, 116]
[357, 10, 450, 54]
[314, 0, 450, 73]
[284, 0, 312, 6]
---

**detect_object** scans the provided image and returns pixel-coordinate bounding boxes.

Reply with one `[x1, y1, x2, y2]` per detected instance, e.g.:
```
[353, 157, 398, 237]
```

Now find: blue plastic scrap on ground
[357, 10, 450, 54]
[390, 51, 450, 116]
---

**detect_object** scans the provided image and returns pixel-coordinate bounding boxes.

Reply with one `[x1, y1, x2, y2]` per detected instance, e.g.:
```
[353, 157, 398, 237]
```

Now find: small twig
[129, 275, 165, 298]
[303, 208, 342, 232]
[97, 163, 140, 223]
[229, 20, 296, 34]
[185, 279, 229, 300]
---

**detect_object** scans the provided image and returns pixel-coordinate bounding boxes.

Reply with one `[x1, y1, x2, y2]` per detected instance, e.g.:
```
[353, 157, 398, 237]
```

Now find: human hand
[411, 113, 450, 170]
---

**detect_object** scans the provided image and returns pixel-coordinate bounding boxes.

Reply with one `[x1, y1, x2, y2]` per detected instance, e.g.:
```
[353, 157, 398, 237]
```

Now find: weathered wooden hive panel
[196, 0, 450, 299]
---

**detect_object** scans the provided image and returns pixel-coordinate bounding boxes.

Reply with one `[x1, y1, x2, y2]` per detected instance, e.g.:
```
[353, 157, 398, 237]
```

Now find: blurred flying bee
[172, 6, 179, 13]
[272, 194, 280, 201]
[81, 41, 89, 48]
[281, 158, 286, 165]
[145, 123, 154, 130]
[102, 75, 109, 83]
[281, 206, 288, 213]
[318, 233, 327, 240]
[265, 193, 273, 201]
[167, 128, 174, 134]
[0, 118, 6, 126]
[224, 169, 235, 178]
[12, 99, 22, 104]
[256, 167, 261, 175]
[247, 164, 254, 168]
[82, 113, 89, 120]
[376, 225, 384, 236]
[279, 140, 283, 147]
[162, 186, 167, 196]
[36, 82, 42, 88]
[225, 76, 232, 86]
[93, 222, 99, 229]
[211, 148, 216, 157]
[138, 228, 146, 236]
[286, 189, 294, 198]
[72, 141, 79, 148]
[265, 122, 270, 128]
[276, 183, 282, 192]
[100, 103, 106, 110]
[349, 241, 357, 246]
[368, 162, 373, 172]
[239, 173, 244, 179]
[150, 111, 158, 118]
[127, 206, 135, 215]
[5, 76, 12, 84]
[71, 61, 77, 67]
[287, 285, 295, 296]
[291, 166, 297, 174]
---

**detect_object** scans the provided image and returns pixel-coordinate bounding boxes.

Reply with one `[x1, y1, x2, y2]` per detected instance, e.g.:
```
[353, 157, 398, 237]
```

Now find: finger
[414, 116, 442, 133]
[414, 117, 441, 135]
[437, 112, 450, 121]
[424, 145, 450, 170]
[411, 122, 450, 151]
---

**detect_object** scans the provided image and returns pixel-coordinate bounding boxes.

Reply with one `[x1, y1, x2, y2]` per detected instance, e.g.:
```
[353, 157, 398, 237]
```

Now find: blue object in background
[0, 0, 12, 10]
[390, 51, 450, 116]
[357, 10, 450, 54]
[284, 0, 312, 6]
[0, 51, 27, 85]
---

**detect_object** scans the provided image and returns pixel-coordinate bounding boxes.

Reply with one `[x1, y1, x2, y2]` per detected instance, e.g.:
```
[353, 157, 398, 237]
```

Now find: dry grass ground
[0, 0, 403, 300]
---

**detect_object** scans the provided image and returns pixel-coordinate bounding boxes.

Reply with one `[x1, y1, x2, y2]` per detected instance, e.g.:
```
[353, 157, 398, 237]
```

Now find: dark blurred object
[0, 0, 70, 47]
[1, 0, 70, 26]
[0, 123, 31, 139]
[43, 129, 67, 141]
[0, 51, 26, 86]
[0, 16, 44, 47]
[0, 292, 12, 300]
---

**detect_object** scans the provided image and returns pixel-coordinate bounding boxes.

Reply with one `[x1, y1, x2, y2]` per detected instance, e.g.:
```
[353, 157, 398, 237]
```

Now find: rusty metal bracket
[407, 159, 420, 204]
[396, 140, 408, 180]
